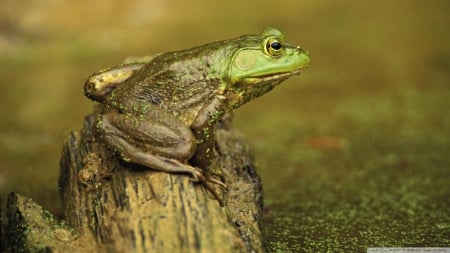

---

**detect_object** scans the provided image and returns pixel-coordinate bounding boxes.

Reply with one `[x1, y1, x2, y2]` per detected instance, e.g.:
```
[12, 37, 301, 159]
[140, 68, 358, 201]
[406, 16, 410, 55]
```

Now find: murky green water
[1, 1, 449, 252]
[237, 86, 450, 252]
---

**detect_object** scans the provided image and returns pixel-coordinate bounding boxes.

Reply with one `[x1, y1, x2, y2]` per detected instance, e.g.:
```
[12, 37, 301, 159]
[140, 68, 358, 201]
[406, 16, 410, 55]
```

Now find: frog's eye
[266, 38, 283, 57]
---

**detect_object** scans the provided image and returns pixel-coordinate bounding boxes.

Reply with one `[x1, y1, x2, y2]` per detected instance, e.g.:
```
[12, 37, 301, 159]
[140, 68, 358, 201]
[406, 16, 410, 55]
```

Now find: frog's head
[225, 27, 310, 108]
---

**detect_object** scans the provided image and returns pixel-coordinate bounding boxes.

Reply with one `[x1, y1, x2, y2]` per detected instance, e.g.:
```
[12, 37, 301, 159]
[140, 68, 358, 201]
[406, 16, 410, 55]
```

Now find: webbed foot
[190, 168, 227, 206]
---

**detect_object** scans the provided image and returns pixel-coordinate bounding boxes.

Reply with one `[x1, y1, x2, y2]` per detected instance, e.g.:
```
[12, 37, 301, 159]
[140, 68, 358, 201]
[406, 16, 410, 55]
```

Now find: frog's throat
[223, 69, 301, 110]
[220, 68, 301, 103]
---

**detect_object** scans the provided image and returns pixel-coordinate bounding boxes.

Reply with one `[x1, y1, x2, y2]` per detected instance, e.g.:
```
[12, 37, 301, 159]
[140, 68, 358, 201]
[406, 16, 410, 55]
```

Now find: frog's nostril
[295, 46, 310, 58]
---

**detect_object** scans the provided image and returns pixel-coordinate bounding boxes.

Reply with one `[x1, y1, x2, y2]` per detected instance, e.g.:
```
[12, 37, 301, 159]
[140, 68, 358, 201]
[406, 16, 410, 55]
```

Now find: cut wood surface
[6, 111, 266, 253]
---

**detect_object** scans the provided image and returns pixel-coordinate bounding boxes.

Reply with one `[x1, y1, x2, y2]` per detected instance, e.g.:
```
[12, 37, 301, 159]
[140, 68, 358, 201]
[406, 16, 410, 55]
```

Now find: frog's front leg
[190, 96, 227, 181]
[96, 106, 205, 182]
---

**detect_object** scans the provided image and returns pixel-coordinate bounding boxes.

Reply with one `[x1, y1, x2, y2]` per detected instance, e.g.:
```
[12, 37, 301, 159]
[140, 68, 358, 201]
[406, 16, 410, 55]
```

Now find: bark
[5, 110, 266, 253]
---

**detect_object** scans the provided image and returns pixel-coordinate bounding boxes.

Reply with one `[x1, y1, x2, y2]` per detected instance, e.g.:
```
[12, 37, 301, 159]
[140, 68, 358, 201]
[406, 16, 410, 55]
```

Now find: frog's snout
[294, 46, 311, 70]
[295, 46, 308, 55]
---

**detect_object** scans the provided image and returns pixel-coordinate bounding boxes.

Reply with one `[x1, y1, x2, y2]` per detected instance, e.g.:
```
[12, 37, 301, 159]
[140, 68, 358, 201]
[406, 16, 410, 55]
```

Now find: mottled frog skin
[84, 27, 310, 201]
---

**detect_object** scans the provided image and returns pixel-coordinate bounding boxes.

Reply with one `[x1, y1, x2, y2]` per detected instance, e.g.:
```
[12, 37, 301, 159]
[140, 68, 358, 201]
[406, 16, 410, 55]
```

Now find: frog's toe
[210, 169, 225, 182]
[207, 177, 228, 190]
[188, 174, 199, 183]
[203, 181, 225, 207]
[188, 167, 206, 183]
[186, 167, 227, 205]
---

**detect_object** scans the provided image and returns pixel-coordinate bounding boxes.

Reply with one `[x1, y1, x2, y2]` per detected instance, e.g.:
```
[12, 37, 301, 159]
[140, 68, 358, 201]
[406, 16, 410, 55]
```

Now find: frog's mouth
[242, 69, 302, 85]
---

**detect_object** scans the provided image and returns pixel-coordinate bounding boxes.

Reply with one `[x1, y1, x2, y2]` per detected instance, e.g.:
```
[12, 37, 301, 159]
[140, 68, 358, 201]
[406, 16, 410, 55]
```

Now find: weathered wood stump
[5, 109, 266, 253]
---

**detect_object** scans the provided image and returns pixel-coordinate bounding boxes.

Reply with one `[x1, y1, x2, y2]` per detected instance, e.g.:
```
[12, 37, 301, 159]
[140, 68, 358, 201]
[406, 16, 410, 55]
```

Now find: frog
[84, 27, 310, 203]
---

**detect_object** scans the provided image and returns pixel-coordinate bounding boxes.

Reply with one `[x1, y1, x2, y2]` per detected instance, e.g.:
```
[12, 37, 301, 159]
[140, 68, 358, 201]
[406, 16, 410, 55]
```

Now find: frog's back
[105, 38, 245, 123]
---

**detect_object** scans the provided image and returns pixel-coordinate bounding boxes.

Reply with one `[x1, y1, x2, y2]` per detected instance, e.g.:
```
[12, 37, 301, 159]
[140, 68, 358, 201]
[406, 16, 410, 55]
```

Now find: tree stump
[5, 109, 266, 253]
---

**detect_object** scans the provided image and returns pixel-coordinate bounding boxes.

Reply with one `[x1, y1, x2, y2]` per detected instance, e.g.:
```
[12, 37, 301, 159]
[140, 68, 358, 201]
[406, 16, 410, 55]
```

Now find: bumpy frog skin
[84, 27, 310, 202]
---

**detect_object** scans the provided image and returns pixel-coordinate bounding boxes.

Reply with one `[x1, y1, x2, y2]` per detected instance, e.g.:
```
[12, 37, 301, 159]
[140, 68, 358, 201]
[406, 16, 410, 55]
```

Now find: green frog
[84, 27, 310, 202]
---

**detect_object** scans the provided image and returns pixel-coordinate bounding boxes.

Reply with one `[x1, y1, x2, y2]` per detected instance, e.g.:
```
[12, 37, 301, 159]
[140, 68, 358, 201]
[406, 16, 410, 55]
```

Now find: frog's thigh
[98, 109, 196, 161]
[97, 109, 203, 178]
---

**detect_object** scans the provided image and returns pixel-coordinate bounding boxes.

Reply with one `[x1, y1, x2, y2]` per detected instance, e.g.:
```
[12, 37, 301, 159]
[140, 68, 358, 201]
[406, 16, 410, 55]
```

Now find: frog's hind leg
[97, 109, 201, 179]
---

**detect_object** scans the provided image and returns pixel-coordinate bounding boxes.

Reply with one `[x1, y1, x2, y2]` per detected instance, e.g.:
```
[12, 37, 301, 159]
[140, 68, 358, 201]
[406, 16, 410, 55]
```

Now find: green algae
[241, 86, 450, 252]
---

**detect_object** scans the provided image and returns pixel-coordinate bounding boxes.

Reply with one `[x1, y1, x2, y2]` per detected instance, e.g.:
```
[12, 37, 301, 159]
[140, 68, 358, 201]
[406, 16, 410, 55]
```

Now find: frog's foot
[207, 176, 228, 189]
[183, 164, 224, 187]
[189, 167, 228, 206]
[195, 169, 227, 189]
[207, 168, 227, 186]
[155, 158, 226, 205]
[149, 157, 227, 205]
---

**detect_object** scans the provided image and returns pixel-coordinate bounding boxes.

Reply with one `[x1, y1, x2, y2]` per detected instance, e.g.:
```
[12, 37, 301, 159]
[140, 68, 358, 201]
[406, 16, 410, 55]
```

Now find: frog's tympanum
[84, 27, 310, 203]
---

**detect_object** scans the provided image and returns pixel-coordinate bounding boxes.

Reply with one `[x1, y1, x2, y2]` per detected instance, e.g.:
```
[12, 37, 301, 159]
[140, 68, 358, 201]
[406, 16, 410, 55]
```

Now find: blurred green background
[1, 0, 449, 252]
